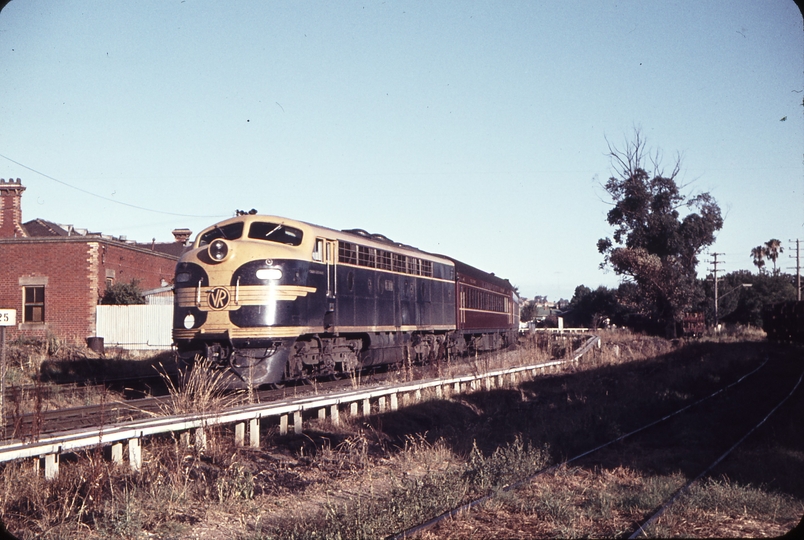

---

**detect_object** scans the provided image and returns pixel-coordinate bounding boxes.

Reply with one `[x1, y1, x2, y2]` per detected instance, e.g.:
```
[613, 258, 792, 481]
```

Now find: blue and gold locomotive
[173, 214, 520, 387]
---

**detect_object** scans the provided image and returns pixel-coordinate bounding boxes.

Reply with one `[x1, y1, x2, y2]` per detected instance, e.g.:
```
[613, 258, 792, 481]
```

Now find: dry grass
[2, 336, 177, 420]
[0, 424, 263, 539]
[420, 465, 687, 539]
[647, 477, 804, 538]
[419, 468, 803, 538]
[0, 328, 800, 539]
[158, 357, 238, 416]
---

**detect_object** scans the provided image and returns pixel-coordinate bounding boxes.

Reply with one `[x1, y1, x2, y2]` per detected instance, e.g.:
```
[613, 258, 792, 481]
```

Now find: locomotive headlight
[208, 239, 229, 262]
[256, 268, 282, 280]
[183, 313, 196, 329]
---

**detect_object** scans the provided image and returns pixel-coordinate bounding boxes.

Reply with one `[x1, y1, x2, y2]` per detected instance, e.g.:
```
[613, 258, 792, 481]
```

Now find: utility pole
[708, 253, 725, 323]
[790, 239, 801, 301]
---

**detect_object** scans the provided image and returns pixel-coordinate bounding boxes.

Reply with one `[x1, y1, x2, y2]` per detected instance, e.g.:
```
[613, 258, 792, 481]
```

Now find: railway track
[2, 374, 166, 404]
[392, 344, 803, 538]
[1, 347, 509, 440]
[2, 379, 344, 440]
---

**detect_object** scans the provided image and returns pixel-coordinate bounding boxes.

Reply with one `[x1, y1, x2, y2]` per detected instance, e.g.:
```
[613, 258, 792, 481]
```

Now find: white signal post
[0, 309, 16, 434]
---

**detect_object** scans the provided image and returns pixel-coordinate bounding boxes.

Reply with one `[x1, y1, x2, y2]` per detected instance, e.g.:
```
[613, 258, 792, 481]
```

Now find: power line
[0, 153, 228, 219]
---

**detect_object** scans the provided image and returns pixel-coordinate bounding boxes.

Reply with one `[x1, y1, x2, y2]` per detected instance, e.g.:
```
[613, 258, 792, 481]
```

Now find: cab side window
[312, 238, 324, 262]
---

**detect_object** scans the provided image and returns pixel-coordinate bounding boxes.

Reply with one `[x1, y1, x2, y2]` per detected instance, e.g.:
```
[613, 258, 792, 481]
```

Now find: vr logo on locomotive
[207, 287, 230, 310]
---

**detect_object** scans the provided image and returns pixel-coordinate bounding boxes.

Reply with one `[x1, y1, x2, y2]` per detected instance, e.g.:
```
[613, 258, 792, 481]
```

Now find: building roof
[21, 219, 100, 238]
[21, 219, 67, 237]
[19, 219, 188, 257]
[0, 181, 190, 258]
[134, 240, 188, 257]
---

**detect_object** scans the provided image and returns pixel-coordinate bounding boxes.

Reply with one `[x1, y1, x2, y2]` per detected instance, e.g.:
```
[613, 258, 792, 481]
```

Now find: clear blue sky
[1, 1, 801, 301]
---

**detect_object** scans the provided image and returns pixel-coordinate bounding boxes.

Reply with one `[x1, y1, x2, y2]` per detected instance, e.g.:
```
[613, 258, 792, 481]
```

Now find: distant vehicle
[682, 312, 706, 337]
[763, 301, 804, 343]
[172, 214, 520, 388]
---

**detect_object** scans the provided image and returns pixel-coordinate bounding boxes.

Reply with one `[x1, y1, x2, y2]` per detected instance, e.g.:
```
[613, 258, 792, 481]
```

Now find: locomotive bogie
[173, 214, 520, 388]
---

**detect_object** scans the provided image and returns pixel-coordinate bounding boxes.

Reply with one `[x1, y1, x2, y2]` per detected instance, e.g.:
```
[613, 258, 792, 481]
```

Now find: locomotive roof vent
[343, 228, 371, 238]
[342, 228, 404, 247]
[370, 233, 394, 244]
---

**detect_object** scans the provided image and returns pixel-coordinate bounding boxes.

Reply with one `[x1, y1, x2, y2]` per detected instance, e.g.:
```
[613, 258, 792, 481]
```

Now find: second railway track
[392, 341, 804, 538]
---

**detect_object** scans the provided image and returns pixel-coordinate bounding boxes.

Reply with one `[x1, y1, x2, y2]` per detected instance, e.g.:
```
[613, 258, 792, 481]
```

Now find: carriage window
[198, 222, 244, 246]
[248, 222, 303, 246]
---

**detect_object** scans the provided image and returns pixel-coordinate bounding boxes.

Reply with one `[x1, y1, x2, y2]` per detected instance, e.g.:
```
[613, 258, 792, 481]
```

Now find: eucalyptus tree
[597, 130, 723, 337]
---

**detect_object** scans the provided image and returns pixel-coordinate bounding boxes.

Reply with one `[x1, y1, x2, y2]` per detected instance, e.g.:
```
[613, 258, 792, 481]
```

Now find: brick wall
[0, 238, 177, 343]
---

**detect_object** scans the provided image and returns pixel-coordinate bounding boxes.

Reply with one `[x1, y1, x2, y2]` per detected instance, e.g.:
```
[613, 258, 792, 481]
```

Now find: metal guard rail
[0, 335, 600, 476]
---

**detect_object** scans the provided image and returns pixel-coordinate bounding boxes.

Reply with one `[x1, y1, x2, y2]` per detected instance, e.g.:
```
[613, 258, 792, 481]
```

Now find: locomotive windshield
[198, 222, 244, 246]
[248, 222, 303, 246]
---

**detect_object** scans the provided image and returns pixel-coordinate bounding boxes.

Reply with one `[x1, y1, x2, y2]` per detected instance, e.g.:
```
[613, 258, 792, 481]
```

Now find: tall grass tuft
[160, 356, 235, 416]
[464, 435, 551, 493]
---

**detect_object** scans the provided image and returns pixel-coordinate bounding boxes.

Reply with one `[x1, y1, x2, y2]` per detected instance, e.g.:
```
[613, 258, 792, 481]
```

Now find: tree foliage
[702, 270, 797, 327]
[751, 245, 767, 273]
[565, 285, 620, 328]
[764, 239, 783, 275]
[520, 301, 537, 323]
[597, 130, 723, 336]
[750, 239, 784, 275]
[101, 279, 146, 305]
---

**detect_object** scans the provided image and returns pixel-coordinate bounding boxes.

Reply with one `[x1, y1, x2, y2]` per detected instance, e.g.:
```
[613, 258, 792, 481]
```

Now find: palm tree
[764, 239, 783, 275]
[751, 245, 767, 273]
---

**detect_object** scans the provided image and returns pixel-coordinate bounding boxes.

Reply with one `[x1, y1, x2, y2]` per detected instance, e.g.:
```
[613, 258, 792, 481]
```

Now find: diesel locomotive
[172, 214, 520, 388]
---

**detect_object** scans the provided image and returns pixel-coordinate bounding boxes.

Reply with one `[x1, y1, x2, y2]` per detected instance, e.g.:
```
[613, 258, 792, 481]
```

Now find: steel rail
[0, 336, 600, 468]
[388, 356, 771, 540]
[628, 365, 804, 539]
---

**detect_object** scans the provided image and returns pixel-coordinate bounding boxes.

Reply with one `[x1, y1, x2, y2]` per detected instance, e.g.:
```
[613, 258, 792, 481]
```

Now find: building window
[24, 286, 45, 323]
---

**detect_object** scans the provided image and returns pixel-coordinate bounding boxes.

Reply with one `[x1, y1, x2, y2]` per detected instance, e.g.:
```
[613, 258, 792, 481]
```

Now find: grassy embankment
[0, 328, 801, 538]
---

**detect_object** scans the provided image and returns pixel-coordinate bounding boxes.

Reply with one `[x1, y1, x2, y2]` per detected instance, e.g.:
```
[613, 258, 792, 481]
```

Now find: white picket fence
[95, 305, 173, 350]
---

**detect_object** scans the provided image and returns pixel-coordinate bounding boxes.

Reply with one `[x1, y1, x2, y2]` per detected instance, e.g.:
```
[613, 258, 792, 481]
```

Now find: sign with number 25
[0, 309, 16, 326]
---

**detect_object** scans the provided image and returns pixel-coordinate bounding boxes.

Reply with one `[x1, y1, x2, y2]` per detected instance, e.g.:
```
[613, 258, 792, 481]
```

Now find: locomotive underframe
[175, 327, 516, 389]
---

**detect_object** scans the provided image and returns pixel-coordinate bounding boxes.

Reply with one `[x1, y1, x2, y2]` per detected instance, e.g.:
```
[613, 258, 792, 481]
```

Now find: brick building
[0, 178, 187, 344]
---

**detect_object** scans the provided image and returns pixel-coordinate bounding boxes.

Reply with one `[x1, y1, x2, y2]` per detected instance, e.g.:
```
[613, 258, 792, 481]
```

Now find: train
[763, 301, 804, 343]
[172, 213, 521, 388]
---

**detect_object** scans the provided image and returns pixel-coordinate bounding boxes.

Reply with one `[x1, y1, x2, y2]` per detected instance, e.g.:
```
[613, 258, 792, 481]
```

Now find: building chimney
[171, 228, 192, 245]
[0, 178, 26, 238]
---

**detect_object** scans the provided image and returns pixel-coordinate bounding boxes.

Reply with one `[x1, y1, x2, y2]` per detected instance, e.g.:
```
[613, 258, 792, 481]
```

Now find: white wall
[95, 304, 173, 350]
